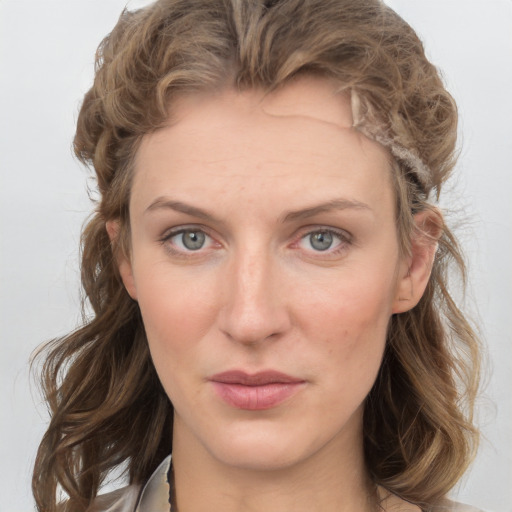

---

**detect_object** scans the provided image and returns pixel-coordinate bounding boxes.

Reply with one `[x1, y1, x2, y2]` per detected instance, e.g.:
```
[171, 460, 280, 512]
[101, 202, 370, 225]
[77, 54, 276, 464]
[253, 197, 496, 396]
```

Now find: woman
[32, 0, 482, 511]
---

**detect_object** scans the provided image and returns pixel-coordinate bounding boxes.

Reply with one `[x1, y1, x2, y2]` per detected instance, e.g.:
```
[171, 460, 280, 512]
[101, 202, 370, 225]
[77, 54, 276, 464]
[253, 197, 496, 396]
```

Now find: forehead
[131, 76, 394, 216]
[170, 76, 356, 131]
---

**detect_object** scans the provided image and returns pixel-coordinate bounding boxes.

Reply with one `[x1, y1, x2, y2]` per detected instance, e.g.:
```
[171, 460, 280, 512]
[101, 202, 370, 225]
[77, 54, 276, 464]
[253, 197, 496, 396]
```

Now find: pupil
[182, 231, 205, 250]
[310, 232, 332, 251]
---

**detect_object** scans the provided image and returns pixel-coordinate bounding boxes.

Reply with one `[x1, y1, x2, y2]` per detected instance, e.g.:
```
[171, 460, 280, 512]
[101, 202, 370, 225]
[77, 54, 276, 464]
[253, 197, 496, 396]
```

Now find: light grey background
[0, 1, 510, 511]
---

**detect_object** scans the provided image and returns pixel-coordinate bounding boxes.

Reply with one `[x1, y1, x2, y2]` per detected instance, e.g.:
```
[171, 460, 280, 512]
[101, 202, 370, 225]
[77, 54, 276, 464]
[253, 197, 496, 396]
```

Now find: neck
[171, 413, 376, 512]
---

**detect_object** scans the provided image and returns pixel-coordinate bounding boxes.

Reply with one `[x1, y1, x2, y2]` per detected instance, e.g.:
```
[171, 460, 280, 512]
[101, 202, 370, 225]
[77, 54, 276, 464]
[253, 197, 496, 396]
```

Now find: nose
[218, 250, 291, 346]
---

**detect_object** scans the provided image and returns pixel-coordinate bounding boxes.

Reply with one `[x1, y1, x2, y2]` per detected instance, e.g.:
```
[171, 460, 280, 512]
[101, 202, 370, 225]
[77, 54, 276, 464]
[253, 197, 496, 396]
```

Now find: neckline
[135, 454, 173, 511]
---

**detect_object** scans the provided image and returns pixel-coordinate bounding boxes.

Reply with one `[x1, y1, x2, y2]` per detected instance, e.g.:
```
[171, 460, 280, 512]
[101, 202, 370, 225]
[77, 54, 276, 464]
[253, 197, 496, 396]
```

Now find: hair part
[33, 1, 480, 510]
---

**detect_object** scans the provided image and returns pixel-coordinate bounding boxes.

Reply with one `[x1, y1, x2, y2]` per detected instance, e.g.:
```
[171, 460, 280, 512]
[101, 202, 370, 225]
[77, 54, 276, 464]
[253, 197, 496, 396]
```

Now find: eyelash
[158, 225, 352, 258]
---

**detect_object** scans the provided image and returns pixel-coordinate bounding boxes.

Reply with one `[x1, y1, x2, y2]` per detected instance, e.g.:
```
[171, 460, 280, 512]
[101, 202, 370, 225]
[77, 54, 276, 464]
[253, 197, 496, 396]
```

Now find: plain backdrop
[0, 1, 510, 511]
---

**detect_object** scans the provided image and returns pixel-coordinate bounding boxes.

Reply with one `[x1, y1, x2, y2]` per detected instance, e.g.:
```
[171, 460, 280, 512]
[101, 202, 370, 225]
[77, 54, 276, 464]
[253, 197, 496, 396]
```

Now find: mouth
[208, 370, 306, 410]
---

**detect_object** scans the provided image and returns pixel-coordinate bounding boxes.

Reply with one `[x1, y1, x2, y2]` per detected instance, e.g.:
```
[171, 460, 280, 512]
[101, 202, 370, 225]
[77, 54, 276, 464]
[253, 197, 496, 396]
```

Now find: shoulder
[378, 489, 487, 512]
[87, 484, 141, 512]
[88, 454, 172, 512]
[430, 499, 487, 512]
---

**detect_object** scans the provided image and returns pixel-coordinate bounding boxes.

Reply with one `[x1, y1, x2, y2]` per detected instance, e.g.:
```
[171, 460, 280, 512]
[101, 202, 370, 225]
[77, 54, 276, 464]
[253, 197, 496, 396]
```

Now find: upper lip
[209, 370, 304, 386]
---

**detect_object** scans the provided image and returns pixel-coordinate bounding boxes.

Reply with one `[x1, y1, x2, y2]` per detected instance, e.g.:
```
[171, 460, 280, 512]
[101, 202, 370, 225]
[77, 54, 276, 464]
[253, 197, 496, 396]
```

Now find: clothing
[89, 454, 486, 512]
[89, 455, 169, 512]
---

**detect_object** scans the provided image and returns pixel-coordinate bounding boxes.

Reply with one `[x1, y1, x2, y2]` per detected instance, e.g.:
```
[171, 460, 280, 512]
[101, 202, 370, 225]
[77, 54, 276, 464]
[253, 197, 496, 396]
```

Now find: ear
[392, 209, 442, 314]
[105, 220, 138, 300]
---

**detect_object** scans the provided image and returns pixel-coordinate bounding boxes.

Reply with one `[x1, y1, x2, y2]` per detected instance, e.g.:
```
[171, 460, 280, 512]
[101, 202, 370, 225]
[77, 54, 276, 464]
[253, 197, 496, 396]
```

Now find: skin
[109, 77, 437, 512]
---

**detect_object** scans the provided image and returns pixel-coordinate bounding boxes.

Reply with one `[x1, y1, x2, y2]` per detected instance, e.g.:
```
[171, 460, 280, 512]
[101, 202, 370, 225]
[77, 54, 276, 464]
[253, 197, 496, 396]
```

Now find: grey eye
[309, 231, 333, 251]
[181, 230, 206, 250]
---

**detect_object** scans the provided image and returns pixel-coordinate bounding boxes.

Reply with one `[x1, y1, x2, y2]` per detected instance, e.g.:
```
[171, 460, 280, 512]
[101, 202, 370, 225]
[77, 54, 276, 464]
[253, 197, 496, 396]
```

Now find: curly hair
[32, 1, 480, 510]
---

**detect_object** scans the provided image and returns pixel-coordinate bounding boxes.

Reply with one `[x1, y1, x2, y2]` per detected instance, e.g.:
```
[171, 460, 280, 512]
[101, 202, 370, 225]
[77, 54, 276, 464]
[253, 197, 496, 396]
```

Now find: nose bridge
[220, 244, 289, 344]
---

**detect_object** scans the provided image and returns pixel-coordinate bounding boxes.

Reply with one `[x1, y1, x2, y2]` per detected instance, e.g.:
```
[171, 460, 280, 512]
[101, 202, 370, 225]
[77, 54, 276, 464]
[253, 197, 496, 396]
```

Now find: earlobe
[105, 220, 138, 300]
[392, 209, 442, 314]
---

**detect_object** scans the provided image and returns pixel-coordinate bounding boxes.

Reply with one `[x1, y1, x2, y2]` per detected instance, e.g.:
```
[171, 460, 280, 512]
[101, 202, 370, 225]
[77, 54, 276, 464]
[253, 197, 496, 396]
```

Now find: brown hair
[32, 1, 480, 510]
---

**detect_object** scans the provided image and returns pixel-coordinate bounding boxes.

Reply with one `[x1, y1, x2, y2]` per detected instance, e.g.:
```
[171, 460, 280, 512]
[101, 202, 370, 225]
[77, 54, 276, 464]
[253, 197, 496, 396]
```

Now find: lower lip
[210, 381, 305, 410]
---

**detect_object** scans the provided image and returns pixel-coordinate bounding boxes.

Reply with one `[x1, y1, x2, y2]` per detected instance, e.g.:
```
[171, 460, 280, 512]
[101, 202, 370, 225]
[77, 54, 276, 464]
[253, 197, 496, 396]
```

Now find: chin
[211, 443, 307, 472]
[201, 421, 328, 472]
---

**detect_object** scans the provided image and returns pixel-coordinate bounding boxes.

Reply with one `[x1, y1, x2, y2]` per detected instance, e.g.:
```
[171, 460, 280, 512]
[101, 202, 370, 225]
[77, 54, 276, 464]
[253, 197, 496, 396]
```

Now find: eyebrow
[282, 198, 372, 222]
[145, 198, 219, 222]
[145, 196, 372, 223]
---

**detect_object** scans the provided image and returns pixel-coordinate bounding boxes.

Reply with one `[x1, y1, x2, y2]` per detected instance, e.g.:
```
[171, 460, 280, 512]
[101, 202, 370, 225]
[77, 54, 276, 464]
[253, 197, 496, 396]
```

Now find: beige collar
[135, 455, 172, 511]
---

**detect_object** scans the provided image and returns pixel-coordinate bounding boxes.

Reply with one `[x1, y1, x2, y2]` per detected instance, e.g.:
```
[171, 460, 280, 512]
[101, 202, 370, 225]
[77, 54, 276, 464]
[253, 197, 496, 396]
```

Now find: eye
[163, 228, 214, 252]
[178, 230, 206, 250]
[308, 231, 334, 251]
[298, 229, 348, 253]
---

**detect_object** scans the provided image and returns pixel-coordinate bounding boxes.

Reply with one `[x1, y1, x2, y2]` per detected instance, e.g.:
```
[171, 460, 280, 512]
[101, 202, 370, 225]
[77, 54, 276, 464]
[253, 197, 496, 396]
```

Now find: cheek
[133, 261, 220, 363]
[296, 267, 395, 383]
[133, 267, 222, 410]
[301, 266, 396, 339]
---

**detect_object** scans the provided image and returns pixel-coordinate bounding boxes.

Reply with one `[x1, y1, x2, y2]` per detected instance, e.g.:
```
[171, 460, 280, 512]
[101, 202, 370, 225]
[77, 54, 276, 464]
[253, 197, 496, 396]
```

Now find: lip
[209, 370, 306, 410]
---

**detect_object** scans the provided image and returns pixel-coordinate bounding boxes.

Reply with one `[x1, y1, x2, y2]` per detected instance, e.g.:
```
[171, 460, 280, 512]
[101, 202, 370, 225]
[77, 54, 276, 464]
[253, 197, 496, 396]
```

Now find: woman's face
[119, 77, 410, 471]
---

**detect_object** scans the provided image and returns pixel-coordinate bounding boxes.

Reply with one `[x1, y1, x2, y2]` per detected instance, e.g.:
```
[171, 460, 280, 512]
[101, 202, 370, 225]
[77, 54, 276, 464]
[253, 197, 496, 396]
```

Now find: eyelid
[294, 225, 352, 242]
[160, 225, 203, 241]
